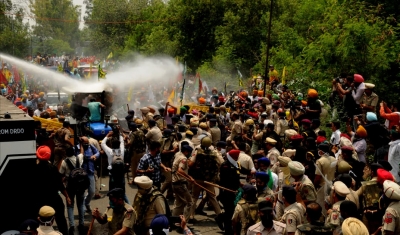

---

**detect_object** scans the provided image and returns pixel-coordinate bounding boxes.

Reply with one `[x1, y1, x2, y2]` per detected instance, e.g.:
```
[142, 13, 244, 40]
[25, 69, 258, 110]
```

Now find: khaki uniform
[145, 126, 162, 142]
[361, 92, 378, 114]
[299, 175, 317, 203]
[315, 155, 336, 210]
[37, 226, 63, 235]
[346, 189, 360, 209]
[267, 147, 280, 165]
[295, 222, 333, 235]
[128, 130, 146, 179]
[104, 203, 136, 235]
[132, 188, 167, 234]
[189, 148, 224, 216]
[246, 221, 286, 235]
[171, 152, 193, 221]
[382, 201, 400, 235]
[238, 151, 255, 172]
[229, 119, 242, 140]
[257, 186, 275, 202]
[357, 178, 382, 233]
[209, 126, 221, 146]
[232, 199, 259, 235]
[276, 119, 289, 136]
[160, 137, 176, 194]
[53, 127, 72, 168]
[280, 202, 305, 234]
[276, 167, 293, 220]
[325, 201, 343, 228]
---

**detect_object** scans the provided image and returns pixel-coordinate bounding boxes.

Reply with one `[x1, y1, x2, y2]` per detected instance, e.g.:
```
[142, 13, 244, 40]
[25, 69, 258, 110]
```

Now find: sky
[11, 0, 87, 29]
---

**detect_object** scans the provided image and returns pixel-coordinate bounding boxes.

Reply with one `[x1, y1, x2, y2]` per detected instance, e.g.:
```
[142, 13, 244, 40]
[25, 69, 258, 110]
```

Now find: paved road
[61, 175, 223, 235]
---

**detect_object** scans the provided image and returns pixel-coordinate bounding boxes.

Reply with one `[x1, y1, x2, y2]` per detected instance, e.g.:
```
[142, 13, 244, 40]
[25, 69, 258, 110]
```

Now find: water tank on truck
[0, 96, 37, 232]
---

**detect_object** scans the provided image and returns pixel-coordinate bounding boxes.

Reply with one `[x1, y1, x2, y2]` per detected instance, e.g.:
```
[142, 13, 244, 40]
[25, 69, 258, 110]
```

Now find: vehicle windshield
[46, 95, 69, 105]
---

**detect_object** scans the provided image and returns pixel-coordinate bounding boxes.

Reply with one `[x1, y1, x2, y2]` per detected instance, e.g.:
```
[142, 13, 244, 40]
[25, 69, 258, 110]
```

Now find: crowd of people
[2, 69, 400, 235]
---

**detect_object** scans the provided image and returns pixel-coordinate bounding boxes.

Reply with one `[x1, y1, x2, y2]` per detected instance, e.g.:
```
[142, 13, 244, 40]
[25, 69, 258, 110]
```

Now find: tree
[0, 0, 29, 57]
[29, 0, 80, 52]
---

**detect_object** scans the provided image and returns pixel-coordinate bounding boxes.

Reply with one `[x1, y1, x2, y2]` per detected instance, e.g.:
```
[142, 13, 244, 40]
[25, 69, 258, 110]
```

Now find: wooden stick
[176, 171, 215, 196]
[87, 216, 95, 235]
[204, 181, 237, 193]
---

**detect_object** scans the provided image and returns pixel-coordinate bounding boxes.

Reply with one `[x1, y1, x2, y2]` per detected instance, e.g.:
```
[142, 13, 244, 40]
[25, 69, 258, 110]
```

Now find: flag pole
[263, 0, 274, 96]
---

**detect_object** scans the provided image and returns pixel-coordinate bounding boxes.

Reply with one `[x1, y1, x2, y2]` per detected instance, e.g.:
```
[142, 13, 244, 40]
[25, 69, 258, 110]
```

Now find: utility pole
[263, 0, 274, 96]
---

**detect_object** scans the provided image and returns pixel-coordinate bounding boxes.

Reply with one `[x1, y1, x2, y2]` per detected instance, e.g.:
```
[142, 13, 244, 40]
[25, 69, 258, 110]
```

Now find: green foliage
[0, 1, 29, 57]
[30, 0, 80, 51]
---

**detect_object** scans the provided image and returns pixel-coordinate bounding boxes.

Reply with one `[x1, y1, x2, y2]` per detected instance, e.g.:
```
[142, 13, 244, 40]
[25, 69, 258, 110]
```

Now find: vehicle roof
[61, 82, 112, 93]
[0, 96, 33, 121]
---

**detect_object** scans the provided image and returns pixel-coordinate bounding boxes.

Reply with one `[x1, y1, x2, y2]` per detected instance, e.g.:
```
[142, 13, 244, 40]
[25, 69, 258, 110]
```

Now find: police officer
[296, 202, 333, 235]
[232, 184, 259, 235]
[171, 145, 194, 222]
[325, 181, 350, 229]
[132, 176, 167, 235]
[265, 137, 280, 165]
[219, 149, 251, 234]
[92, 188, 136, 235]
[188, 137, 224, 228]
[379, 180, 400, 235]
[126, 123, 146, 184]
[288, 161, 317, 205]
[160, 129, 178, 198]
[37, 206, 62, 235]
[275, 156, 292, 220]
[254, 172, 274, 202]
[280, 185, 306, 235]
[247, 200, 285, 235]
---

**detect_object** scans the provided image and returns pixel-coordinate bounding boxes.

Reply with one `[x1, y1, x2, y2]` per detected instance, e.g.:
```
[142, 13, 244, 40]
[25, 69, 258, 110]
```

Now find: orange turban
[258, 90, 264, 97]
[199, 97, 206, 104]
[356, 125, 367, 138]
[301, 100, 308, 106]
[240, 91, 248, 98]
[308, 89, 318, 98]
[253, 90, 258, 95]
[167, 108, 175, 114]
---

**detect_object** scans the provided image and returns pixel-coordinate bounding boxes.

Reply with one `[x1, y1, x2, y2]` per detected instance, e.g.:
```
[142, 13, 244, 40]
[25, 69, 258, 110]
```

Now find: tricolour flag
[98, 64, 106, 79]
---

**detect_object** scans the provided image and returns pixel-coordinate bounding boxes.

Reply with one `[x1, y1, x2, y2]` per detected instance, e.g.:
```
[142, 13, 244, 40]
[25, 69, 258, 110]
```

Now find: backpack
[194, 148, 219, 182]
[66, 156, 90, 192]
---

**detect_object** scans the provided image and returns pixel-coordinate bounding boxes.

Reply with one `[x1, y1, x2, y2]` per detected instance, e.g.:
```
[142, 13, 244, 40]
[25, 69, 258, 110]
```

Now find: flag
[224, 81, 227, 95]
[88, 63, 92, 78]
[98, 64, 106, 79]
[12, 67, 20, 83]
[180, 79, 186, 102]
[0, 69, 6, 84]
[127, 85, 133, 102]
[167, 89, 175, 104]
[57, 63, 63, 73]
[107, 52, 113, 60]
[195, 72, 202, 94]
[3, 68, 12, 83]
[282, 66, 286, 85]
[237, 69, 244, 87]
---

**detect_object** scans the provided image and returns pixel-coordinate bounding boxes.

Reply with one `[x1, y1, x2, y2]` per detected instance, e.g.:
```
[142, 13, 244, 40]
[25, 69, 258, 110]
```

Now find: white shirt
[101, 135, 125, 167]
[330, 129, 341, 145]
[34, 109, 44, 117]
[352, 82, 365, 104]
[388, 139, 400, 182]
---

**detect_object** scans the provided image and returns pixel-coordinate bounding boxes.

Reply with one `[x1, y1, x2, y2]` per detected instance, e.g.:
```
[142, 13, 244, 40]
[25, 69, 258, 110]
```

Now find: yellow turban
[356, 125, 367, 138]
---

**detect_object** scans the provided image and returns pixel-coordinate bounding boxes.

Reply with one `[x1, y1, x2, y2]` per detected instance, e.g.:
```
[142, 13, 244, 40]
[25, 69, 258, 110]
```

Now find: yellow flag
[107, 52, 113, 60]
[167, 89, 175, 104]
[127, 85, 133, 102]
[88, 63, 92, 78]
[57, 63, 63, 73]
[98, 64, 106, 79]
[282, 66, 286, 85]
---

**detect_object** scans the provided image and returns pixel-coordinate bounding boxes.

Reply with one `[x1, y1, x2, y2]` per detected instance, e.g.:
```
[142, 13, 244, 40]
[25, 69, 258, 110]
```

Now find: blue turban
[366, 112, 377, 121]
[150, 214, 169, 230]
[255, 171, 270, 182]
[257, 157, 271, 166]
